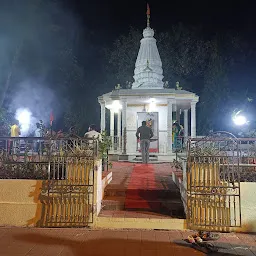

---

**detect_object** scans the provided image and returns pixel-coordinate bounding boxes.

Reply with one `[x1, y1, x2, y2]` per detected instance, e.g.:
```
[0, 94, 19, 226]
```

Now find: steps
[101, 177, 186, 219]
[102, 196, 185, 218]
[97, 162, 186, 230]
[104, 187, 182, 199]
[131, 154, 158, 163]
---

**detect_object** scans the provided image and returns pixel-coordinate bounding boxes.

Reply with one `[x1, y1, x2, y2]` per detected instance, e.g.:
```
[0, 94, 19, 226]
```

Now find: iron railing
[109, 136, 122, 152]
[0, 136, 100, 227]
[43, 154, 95, 227]
[187, 132, 242, 231]
[0, 137, 99, 179]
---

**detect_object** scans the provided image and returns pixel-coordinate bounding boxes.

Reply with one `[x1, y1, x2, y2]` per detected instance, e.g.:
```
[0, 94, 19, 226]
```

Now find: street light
[106, 100, 122, 113]
[233, 115, 247, 126]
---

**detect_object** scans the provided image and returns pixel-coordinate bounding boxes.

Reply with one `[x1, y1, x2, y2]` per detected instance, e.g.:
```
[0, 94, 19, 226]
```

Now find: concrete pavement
[0, 227, 255, 256]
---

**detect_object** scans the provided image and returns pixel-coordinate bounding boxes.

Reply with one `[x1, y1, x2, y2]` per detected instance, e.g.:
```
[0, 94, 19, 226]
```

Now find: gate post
[93, 159, 103, 220]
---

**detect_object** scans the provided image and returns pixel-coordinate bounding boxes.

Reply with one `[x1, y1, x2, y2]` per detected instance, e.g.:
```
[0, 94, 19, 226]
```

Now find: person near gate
[84, 124, 102, 149]
[34, 122, 43, 154]
[136, 121, 154, 164]
[10, 121, 21, 154]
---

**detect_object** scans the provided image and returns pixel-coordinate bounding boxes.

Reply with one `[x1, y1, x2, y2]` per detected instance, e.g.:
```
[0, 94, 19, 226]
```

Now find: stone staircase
[101, 170, 185, 219]
[131, 154, 158, 163]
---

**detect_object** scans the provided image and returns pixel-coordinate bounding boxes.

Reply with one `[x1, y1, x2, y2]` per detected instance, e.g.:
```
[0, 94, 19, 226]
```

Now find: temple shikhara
[98, 6, 199, 161]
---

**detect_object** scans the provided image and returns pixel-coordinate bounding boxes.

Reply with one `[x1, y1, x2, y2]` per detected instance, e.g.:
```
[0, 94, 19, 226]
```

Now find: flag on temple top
[147, 3, 150, 16]
[50, 111, 54, 126]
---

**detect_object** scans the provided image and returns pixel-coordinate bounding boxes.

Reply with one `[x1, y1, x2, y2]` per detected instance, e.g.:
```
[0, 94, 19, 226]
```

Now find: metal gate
[41, 139, 96, 227]
[187, 132, 241, 232]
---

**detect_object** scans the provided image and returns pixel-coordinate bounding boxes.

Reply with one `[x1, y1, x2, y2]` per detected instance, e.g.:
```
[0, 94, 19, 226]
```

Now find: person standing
[34, 123, 42, 154]
[136, 121, 153, 164]
[67, 126, 78, 149]
[10, 121, 21, 154]
[84, 124, 102, 148]
[172, 122, 181, 151]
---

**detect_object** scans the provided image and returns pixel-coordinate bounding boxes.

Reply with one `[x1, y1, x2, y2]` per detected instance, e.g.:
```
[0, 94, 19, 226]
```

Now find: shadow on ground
[12, 232, 255, 256]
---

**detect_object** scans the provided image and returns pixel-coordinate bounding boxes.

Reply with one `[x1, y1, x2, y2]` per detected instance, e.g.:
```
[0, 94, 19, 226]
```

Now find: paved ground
[0, 227, 255, 256]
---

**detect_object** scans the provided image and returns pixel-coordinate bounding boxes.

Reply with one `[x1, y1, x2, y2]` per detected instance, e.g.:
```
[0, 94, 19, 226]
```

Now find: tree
[197, 33, 246, 134]
[198, 44, 230, 133]
[157, 23, 211, 89]
[0, 108, 15, 136]
[104, 27, 141, 89]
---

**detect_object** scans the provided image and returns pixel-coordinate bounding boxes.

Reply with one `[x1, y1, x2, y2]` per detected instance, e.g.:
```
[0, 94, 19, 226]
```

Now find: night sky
[66, 0, 256, 43]
[63, 0, 256, 91]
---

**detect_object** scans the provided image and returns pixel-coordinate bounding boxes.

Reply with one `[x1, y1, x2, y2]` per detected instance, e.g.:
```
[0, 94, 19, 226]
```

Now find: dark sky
[62, 0, 256, 95]
[66, 0, 256, 44]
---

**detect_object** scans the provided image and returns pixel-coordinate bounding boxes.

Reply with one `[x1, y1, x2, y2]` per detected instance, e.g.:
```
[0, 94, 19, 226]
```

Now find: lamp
[106, 100, 122, 113]
[148, 98, 156, 112]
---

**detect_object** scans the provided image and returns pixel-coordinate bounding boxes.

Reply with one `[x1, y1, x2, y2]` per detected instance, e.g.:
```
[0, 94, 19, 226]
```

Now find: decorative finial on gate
[146, 3, 150, 28]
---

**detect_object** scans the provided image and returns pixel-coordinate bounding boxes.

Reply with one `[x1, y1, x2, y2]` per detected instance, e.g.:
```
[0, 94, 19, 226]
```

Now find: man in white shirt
[34, 123, 43, 154]
[84, 124, 102, 148]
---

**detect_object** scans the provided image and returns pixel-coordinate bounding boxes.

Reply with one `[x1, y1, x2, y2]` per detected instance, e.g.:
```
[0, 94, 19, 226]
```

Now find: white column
[167, 99, 174, 153]
[184, 109, 188, 140]
[110, 109, 115, 150]
[176, 108, 180, 124]
[191, 101, 197, 138]
[117, 110, 122, 152]
[100, 102, 105, 132]
[121, 99, 127, 154]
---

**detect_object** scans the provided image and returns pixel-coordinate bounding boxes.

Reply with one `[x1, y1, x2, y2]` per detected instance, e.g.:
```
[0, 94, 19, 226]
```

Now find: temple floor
[99, 162, 185, 219]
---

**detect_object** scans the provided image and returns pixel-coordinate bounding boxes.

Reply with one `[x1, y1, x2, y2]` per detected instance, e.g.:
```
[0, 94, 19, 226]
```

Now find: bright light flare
[148, 99, 156, 112]
[106, 100, 122, 113]
[233, 115, 247, 126]
[15, 108, 32, 135]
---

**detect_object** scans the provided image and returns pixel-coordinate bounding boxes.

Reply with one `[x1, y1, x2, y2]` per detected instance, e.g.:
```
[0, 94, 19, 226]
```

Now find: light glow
[148, 98, 156, 112]
[106, 100, 122, 113]
[233, 115, 247, 126]
[15, 108, 32, 135]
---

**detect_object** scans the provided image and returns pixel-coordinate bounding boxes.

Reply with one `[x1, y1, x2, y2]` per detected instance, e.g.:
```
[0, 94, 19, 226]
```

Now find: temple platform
[109, 153, 179, 163]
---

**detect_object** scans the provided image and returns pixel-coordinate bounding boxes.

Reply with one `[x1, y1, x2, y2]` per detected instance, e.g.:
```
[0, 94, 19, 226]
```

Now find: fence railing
[185, 136, 256, 182]
[0, 137, 99, 179]
[109, 136, 122, 152]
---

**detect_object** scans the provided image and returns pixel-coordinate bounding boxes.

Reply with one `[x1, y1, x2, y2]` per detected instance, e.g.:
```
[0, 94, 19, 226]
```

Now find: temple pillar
[176, 108, 180, 124]
[167, 98, 174, 153]
[110, 109, 115, 150]
[121, 99, 127, 154]
[100, 102, 106, 132]
[184, 109, 188, 141]
[117, 109, 122, 152]
[191, 101, 197, 138]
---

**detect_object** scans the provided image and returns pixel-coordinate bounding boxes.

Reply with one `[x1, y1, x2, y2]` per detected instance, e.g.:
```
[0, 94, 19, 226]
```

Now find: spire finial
[146, 3, 150, 27]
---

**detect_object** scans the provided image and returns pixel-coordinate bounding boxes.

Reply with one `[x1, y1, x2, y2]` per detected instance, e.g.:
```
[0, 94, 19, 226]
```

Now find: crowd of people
[9, 121, 102, 155]
[9, 118, 184, 159]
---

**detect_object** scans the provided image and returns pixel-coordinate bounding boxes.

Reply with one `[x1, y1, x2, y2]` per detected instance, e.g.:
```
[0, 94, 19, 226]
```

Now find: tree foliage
[158, 23, 211, 87]
[105, 27, 141, 89]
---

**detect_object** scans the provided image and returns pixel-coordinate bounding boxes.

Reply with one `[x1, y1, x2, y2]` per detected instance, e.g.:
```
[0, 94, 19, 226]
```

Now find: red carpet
[124, 164, 159, 211]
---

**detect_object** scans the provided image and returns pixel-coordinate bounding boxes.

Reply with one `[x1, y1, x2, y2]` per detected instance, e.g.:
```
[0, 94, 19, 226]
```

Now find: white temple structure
[98, 7, 199, 161]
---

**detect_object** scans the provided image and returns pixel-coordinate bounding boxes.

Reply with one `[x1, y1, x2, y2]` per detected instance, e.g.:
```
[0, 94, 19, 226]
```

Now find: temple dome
[132, 26, 164, 89]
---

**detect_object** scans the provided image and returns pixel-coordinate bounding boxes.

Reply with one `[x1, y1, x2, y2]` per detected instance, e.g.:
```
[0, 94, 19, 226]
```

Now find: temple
[98, 6, 199, 161]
